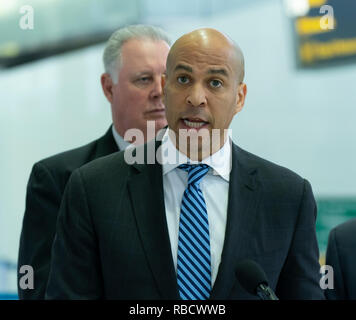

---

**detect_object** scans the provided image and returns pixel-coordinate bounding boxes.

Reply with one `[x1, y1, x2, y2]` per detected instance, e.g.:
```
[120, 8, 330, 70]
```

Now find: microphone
[235, 259, 279, 300]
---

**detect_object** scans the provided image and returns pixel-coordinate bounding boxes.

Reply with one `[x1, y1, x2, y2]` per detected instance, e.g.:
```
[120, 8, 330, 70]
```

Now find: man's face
[108, 39, 170, 142]
[163, 31, 246, 157]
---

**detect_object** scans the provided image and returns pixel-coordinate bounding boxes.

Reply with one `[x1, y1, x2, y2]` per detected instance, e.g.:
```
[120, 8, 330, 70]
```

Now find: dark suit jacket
[45, 138, 324, 299]
[325, 218, 356, 300]
[18, 127, 118, 299]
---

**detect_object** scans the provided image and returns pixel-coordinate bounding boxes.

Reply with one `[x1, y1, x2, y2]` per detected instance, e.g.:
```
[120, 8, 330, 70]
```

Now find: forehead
[120, 39, 169, 69]
[169, 42, 237, 76]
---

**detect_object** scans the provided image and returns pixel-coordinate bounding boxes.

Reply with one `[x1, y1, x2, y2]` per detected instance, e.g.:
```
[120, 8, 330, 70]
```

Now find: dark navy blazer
[326, 218, 356, 300]
[18, 127, 118, 299]
[45, 137, 324, 299]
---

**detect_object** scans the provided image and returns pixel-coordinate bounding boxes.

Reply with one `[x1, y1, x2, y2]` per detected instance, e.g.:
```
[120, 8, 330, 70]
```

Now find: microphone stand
[256, 284, 279, 300]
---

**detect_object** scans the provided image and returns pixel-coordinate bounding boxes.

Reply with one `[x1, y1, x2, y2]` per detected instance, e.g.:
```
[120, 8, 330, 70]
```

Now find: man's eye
[137, 76, 151, 83]
[210, 79, 222, 88]
[177, 76, 190, 84]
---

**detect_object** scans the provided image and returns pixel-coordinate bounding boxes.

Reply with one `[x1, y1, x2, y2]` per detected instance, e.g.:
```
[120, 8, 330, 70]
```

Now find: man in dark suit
[45, 28, 324, 299]
[325, 218, 356, 299]
[17, 24, 171, 299]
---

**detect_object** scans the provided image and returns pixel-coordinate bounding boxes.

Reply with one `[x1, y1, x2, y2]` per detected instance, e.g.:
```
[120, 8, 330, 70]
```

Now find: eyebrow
[134, 70, 153, 77]
[208, 68, 228, 77]
[174, 64, 192, 73]
[174, 64, 228, 77]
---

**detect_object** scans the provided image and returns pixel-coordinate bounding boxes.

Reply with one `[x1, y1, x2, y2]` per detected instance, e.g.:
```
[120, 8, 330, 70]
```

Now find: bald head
[167, 28, 245, 83]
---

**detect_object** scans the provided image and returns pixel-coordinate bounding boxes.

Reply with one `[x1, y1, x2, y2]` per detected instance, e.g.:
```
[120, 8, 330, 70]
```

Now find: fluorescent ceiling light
[0, 0, 20, 17]
[284, 0, 310, 17]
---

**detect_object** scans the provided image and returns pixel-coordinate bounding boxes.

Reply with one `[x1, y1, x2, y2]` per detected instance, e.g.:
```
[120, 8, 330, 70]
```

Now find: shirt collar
[112, 125, 133, 151]
[161, 128, 232, 182]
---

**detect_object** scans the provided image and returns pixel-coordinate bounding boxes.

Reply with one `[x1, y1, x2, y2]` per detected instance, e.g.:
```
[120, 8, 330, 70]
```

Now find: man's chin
[153, 119, 168, 131]
[145, 108, 166, 120]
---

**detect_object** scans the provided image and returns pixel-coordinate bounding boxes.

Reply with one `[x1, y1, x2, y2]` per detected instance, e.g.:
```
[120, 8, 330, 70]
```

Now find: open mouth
[181, 118, 209, 129]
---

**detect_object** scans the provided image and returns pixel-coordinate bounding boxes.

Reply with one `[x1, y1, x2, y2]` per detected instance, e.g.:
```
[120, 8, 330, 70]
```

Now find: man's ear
[234, 82, 247, 115]
[161, 74, 166, 91]
[161, 74, 166, 103]
[101, 73, 114, 104]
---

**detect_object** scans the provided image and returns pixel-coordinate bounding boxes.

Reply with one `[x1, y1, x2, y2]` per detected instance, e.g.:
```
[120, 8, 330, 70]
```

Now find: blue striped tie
[177, 164, 211, 300]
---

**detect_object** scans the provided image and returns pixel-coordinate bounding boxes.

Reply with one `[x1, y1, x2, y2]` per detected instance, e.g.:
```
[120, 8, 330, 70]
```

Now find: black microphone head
[235, 259, 269, 295]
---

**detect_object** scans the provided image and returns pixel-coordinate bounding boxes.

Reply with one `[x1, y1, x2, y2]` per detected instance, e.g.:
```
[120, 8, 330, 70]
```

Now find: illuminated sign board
[292, 0, 356, 66]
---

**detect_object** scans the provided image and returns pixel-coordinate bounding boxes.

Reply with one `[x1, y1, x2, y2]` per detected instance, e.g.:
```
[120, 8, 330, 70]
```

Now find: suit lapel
[93, 126, 119, 158]
[210, 144, 261, 299]
[127, 140, 180, 299]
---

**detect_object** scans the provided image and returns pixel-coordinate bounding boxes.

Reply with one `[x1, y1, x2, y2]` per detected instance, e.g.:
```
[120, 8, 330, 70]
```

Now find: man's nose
[150, 77, 163, 99]
[186, 84, 207, 107]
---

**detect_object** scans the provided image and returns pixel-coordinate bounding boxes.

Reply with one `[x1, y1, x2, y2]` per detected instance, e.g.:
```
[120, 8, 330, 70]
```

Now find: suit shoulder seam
[32, 161, 62, 196]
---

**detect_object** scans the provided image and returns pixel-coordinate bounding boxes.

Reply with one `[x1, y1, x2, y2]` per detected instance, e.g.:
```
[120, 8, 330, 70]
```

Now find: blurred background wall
[1, 0, 355, 298]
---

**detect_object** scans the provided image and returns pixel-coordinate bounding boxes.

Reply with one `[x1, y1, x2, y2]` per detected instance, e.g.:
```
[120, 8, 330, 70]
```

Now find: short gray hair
[103, 24, 171, 83]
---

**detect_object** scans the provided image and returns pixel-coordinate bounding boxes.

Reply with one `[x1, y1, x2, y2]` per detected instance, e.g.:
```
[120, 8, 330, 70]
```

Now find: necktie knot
[178, 164, 209, 186]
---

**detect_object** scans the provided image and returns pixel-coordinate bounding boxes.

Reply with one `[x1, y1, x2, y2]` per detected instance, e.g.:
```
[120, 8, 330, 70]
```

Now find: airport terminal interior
[1, 0, 356, 299]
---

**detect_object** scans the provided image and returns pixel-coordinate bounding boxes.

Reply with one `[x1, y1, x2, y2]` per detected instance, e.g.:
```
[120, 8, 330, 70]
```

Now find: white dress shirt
[161, 129, 232, 286]
[112, 125, 132, 150]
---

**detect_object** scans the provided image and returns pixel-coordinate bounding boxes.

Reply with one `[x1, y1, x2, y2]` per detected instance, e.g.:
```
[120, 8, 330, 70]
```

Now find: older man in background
[18, 24, 171, 299]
